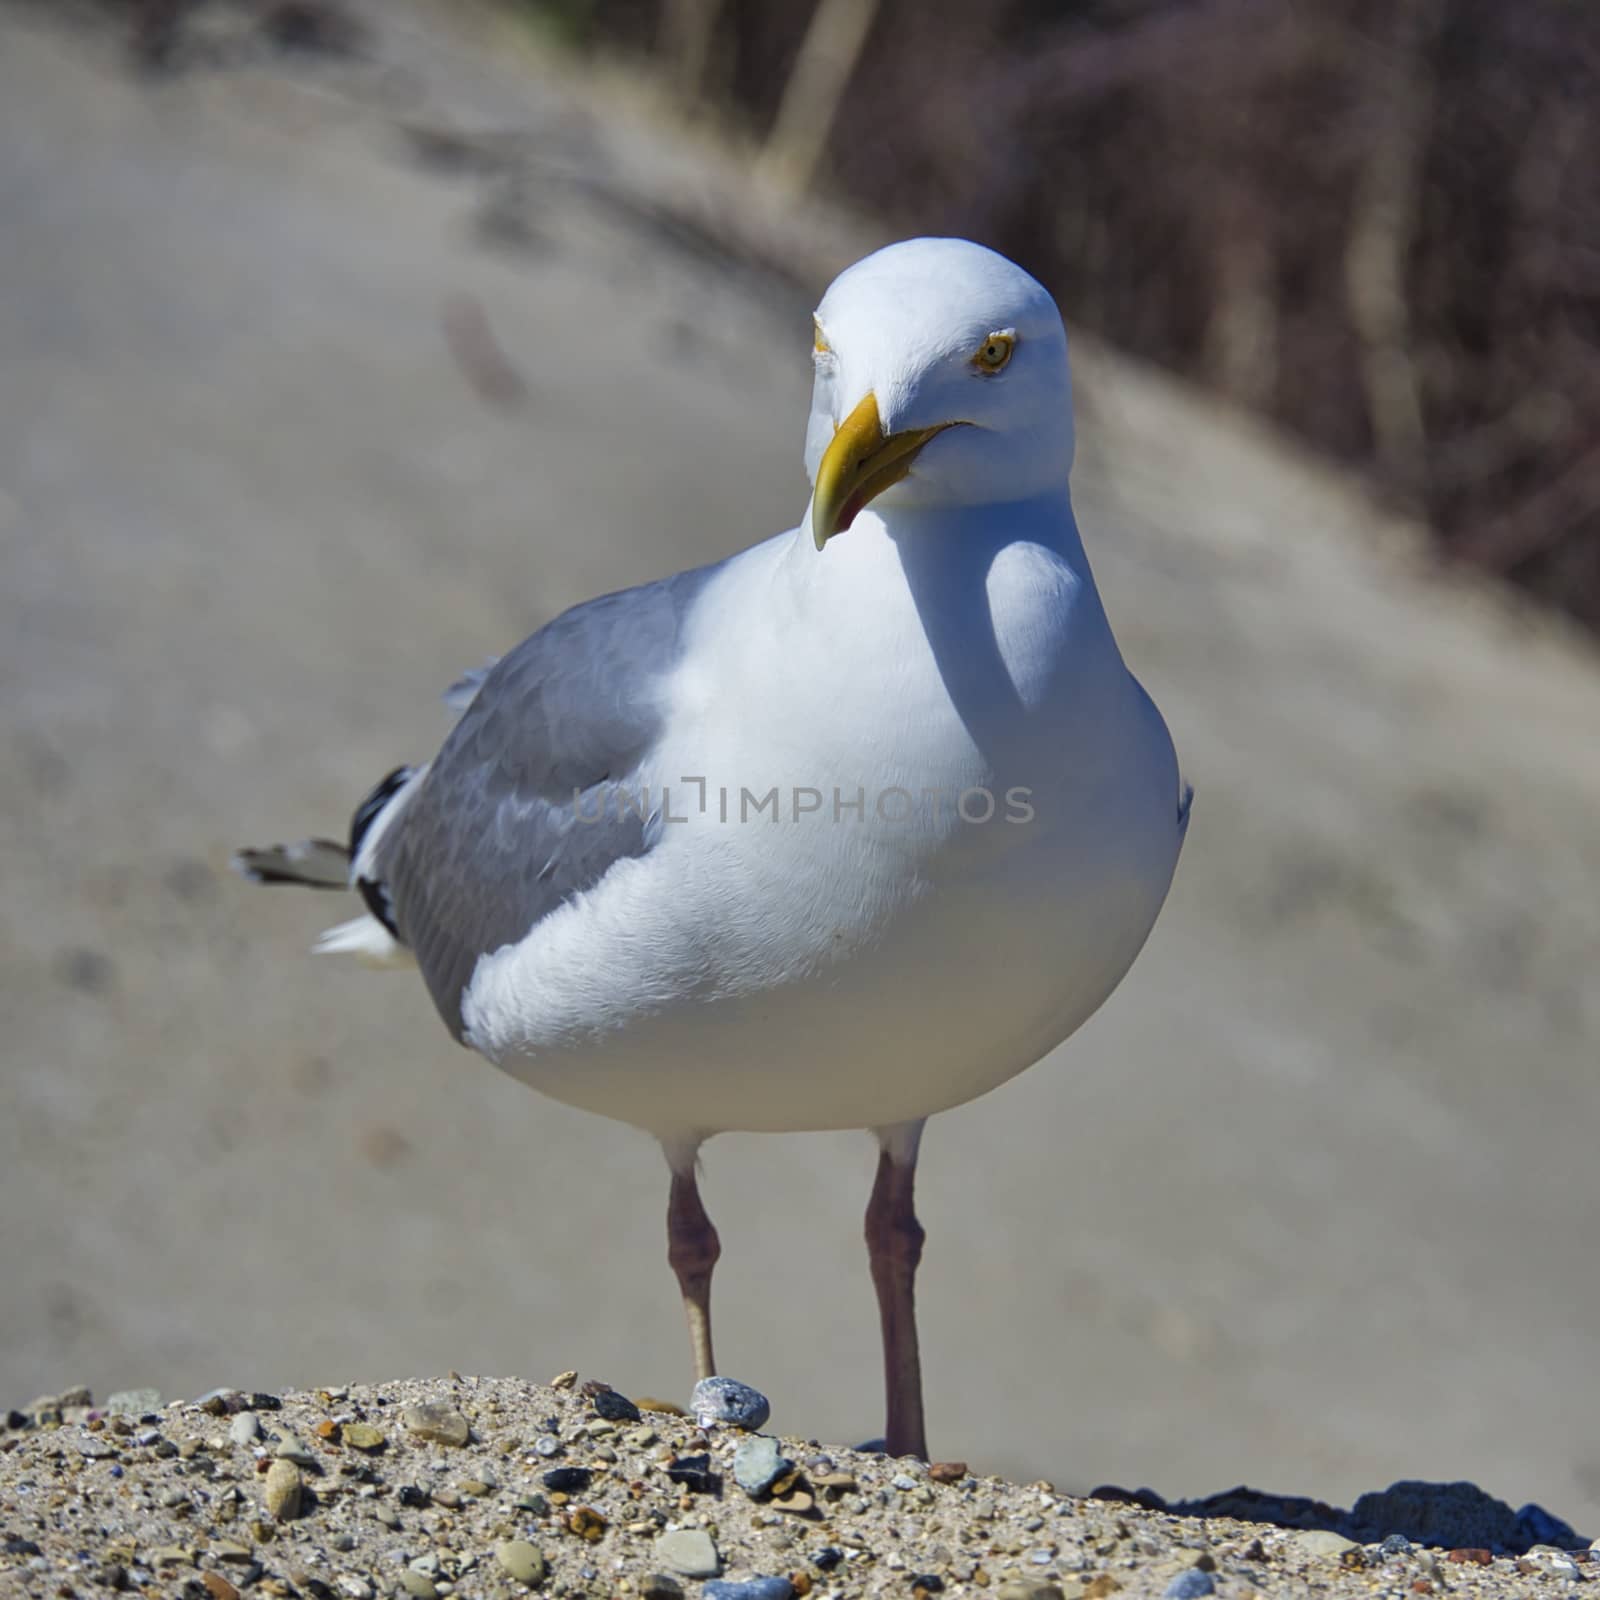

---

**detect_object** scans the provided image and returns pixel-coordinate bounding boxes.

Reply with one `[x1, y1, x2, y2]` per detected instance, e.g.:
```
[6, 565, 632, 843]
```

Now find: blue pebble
[1379, 1533, 1411, 1556]
[690, 1377, 770, 1432]
[702, 1581, 794, 1600]
[1163, 1573, 1215, 1599]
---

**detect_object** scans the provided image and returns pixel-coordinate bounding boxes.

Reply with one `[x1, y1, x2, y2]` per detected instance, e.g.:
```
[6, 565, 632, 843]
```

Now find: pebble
[1289, 1530, 1357, 1559]
[996, 1586, 1068, 1600]
[105, 1389, 162, 1416]
[1528, 1548, 1582, 1579]
[732, 1437, 787, 1498]
[230, 1413, 262, 1446]
[533, 1435, 561, 1457]
[653, 1527, 721, 1578]
[336, 1578, 373, 1600]
[689, 1377, 770, 1432]
[493, 1539, 547, 1586]
[541, 1466, 591, 1492]
[263, 1459, 303, 1520]
[702, 1580, 794, 1600]
[401, 1404, 470, 1447]
[274, 1437, 317, 1467]
[200, 1573, 240, 1600]
[640, 1575, 684, 1600]
[341, 1423, 386, 1452]
[1162, 1573, 1215, 1599]
[398, 1574, 438, 1600]
[584, 1382, 642, 1423]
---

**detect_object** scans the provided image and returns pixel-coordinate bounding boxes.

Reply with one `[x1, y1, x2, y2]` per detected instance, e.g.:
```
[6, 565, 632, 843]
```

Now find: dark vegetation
[561, 0, 1600, 634]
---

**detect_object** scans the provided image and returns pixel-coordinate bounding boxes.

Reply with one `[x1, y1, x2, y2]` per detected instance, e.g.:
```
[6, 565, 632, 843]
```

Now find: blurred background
[3, 0, 1599, 1532]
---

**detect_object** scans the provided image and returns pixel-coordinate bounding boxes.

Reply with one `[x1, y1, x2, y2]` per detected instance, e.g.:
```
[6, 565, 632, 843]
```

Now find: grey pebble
[400, 1404, 470, 1448]
[399, 1574, 438, 1600]
[273, 1437, 317, 1467]
[702, 1581, 794, 1600]
[732, 1436, 787, 1498]
[1289, 1530, 1356, 1559]
[493, 1540, 547, 1586]
[104, 1389, 162, 1416]
[534, 1435, 561, 1458]
[229, 1412, 262, 1446]
[1162, 1573, 1215, 1599]
[652, 1527, 721, 1578]
[689, 1378, 769, 1433]
[336, 1579, 373, 1600]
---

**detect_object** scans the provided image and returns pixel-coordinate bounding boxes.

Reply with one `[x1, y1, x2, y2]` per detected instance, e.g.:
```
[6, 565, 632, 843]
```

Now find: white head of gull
[235, 237, 1192, 1461]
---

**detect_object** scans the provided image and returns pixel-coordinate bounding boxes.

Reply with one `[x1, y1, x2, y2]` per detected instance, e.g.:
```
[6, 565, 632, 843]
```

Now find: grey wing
[376, 569, 706, 1039]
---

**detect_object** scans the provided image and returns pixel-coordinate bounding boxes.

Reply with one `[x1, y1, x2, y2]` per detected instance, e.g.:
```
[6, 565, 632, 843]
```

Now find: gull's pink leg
[866, 1120, 928, 1459]
[666, 1149, 721, 1381]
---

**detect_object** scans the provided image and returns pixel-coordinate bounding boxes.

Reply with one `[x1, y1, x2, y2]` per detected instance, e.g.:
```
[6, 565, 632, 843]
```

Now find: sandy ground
[2, 1376, 1592, 1600]
[3, 0, 1600, 1542]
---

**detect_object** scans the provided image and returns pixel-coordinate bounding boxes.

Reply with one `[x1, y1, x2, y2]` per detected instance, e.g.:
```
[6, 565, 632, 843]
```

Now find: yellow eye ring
[813, 319, 831, 356]
[973, 332, 1016, 372]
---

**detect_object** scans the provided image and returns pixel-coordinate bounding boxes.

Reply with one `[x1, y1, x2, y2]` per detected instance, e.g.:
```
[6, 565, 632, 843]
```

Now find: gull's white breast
[462, 495, 1185, 1142]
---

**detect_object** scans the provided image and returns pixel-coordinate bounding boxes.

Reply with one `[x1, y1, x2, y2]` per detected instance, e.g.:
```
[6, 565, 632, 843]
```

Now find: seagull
[235, 237, 1190, 1460]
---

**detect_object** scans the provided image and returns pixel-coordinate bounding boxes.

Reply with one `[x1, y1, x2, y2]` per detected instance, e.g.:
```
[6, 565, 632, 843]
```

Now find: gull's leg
[664, 1141, 720, 1381]
[866, 1119, 928, 1459]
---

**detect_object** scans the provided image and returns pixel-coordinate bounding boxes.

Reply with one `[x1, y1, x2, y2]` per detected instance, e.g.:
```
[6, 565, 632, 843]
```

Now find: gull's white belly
[463, 728, 1179, 1139]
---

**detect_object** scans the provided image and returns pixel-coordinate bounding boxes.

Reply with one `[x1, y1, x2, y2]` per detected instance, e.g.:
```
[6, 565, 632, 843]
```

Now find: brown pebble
[341, 1422, 385, 1452]
[550, 1371, 579, 1391]
[314, 1420, 340, 1441]
[1446, 1548, 1492, 1566]
[263, 1459, 302, 1521]
[928, 1461, 968, 1483]
[201, 1574, 241, 1600]
[1084, 1580, 1121, 1599]
[568, 1505, 607, 1542]
[788, 1574, 812, 1597]
[634, 1397, 687, 1416]
[1410, 1583, 1433, 1595]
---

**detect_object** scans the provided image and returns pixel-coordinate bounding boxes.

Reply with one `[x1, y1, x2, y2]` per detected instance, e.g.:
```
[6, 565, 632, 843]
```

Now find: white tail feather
[313, 914, 415, 969]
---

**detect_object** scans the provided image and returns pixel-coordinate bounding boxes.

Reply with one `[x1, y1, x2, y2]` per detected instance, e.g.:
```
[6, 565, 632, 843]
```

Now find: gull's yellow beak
[811, 392, 953, 550]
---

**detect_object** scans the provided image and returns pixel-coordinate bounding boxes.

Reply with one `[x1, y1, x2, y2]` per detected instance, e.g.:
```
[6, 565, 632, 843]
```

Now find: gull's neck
[782, 485, 1097, 595]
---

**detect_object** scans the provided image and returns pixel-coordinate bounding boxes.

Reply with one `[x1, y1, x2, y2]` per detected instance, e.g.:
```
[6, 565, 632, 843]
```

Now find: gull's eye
[973, 332, 1016, 373]
[813, 320, 831, 357]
